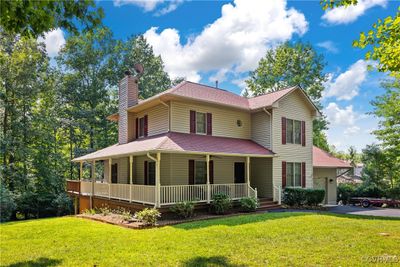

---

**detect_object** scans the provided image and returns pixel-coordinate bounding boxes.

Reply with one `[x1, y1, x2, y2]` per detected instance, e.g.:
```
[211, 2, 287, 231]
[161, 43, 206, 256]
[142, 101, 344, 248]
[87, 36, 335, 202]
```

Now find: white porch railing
[160, 184, 208, 205]
[76, 181, 258, 206]
[210, 183, 248, 200]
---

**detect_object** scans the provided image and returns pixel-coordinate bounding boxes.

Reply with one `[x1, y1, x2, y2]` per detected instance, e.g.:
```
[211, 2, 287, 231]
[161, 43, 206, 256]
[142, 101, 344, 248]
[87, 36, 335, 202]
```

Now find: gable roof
[313, 146, 352, 168]
[73, 132, 275, 162]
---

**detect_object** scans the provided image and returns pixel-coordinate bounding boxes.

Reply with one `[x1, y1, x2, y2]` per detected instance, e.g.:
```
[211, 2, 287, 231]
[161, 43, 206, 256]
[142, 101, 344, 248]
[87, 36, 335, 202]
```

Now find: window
[294, 120, 301, 144]
[286, 118, 302, 144]
[138, 117, 145, 137]
[195, 161, 207, 184]
[286, 162, 302, 187]
[196, 112, 206, 134]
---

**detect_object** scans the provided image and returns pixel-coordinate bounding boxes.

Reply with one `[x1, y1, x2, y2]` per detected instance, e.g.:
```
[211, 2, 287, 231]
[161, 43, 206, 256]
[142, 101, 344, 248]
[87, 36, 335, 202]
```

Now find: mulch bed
[76, 208, 267, 229]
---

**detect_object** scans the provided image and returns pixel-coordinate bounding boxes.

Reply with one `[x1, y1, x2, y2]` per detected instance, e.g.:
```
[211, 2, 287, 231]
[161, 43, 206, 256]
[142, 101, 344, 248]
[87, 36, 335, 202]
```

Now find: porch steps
[257, 198, 281, 211]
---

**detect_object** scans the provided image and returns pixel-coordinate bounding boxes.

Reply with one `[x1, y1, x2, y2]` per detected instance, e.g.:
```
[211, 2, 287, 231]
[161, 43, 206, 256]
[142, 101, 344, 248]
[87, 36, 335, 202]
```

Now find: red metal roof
[73, 132, 274, 161]
[313, 146, 352, 168]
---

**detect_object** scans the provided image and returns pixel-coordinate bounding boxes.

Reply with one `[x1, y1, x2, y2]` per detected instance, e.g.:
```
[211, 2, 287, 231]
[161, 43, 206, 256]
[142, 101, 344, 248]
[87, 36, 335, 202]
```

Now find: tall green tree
[0, 0, 103, 37]
[245, 42, 330, 151]
[56, 27, 122, 180]
[122, 35, 181, 99]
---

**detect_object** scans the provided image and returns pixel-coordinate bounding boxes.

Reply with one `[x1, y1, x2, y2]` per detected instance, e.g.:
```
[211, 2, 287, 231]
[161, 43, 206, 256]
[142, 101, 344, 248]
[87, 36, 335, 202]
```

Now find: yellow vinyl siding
[313, 168, 338, 205]
[250, 158, 273, 198]
[128, 104, 169, 141]
[271, 90, 314, 192]
[251, 111, 271, 149]
[170, 101, 251, 139]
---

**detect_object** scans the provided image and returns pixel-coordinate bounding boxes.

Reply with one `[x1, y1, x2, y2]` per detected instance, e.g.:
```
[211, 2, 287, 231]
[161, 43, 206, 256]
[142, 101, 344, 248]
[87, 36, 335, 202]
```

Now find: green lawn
[1, 212, 399, 266]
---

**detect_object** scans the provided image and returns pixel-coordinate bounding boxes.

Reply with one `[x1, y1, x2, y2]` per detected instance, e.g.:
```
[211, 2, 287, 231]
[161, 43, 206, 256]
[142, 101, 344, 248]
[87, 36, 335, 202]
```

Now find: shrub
[98, 205, 111, 216]
[355, 184, 385, 198]
[304, 189, 325, 206]
[135, 208, 161, 226]
[0, 185, 16, 222]
[170, 201, 195, 219]
[211, 193, 232, 214]
[121, 210, 132, 222]
[387, 186, 400, 200]
[239, 197, 259, 212]
[83, 209, 96, 215]
[282, 188, 306, 206]
[53, 193, 73, 216]
[337, 184, 357, 205]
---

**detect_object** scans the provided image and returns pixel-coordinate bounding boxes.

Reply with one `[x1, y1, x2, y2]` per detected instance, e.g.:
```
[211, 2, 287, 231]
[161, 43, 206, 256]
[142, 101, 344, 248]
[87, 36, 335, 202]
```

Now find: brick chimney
[118, 71, 138, 144]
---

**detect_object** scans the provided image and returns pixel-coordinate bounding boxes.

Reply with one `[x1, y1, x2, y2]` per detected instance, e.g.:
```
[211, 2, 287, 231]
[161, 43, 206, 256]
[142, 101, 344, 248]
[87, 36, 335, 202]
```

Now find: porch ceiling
[73, 132, 275, 162]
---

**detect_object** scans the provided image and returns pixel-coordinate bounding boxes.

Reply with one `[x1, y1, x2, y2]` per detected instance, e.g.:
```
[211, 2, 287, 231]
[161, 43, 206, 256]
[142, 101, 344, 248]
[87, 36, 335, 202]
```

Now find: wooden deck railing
[69, 181, 257, 206]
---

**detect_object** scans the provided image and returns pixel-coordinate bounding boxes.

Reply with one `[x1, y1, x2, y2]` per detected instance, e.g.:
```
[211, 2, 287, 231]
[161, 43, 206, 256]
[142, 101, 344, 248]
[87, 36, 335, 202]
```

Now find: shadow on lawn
[183, 256, 245, 267]
[173, 212, 310, 230]
[6, 257, 62, 267]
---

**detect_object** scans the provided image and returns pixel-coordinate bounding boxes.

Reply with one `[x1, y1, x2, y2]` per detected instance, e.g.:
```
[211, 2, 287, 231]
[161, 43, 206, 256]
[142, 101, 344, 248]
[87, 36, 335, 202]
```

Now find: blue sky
[42, 0, 398, 152]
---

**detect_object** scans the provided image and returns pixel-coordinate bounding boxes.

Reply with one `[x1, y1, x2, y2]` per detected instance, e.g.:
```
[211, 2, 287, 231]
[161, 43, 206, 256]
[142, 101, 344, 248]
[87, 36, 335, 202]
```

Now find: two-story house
[67, 71, 347, 212]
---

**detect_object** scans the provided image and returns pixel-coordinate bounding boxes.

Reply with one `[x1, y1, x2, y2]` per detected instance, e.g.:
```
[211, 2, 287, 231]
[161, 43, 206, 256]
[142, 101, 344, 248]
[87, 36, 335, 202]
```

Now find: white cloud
[344, 125, 361, 135]
[38, 28, 65, 57]
[113, 0, 163, 11]
[155, 0, 183, 16]
[324, 59, 368, 101]
[144, 0, 308, 82]
[325, 102, 357, 126]
[316, 41, 338, 53]
[322, 0, 387, 25]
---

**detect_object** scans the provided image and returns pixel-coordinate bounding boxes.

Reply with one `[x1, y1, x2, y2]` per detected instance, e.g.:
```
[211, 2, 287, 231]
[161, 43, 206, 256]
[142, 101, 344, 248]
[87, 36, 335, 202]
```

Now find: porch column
[90, 160, 96, 209]
[108, 158, 112, 199]
[246, 156, 250, 197]
[129, 155, 133, 202]
[155, 153, 161, 208]
[206, 154, 210, 204]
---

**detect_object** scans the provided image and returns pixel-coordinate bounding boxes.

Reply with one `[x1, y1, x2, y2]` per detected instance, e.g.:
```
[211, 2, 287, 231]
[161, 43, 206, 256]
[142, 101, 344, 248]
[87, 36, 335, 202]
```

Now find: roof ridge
[249, 86, 297, 99]
[185, 81, 245, 97]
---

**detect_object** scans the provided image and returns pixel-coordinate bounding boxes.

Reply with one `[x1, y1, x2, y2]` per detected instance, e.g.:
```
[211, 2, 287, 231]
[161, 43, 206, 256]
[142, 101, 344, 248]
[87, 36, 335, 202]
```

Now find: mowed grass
[1, 212, 399, 267]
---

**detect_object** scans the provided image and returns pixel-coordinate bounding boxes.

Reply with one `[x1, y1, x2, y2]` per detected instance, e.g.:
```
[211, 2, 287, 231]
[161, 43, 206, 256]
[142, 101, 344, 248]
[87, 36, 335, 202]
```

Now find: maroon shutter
[302, 162, 306, 188]
[209, 160, 214, 184]
[301, 121, 306, 146]
[282, 117, 286, 145]
[135, 118, 139, 139]
[144, 161, 148, 185]
[206, 113, 212, 135]
[144, 115, 148, 137]
[190, 110, 196, 133]
[188, 160, 195, 184]
[282, 161, 286, 188]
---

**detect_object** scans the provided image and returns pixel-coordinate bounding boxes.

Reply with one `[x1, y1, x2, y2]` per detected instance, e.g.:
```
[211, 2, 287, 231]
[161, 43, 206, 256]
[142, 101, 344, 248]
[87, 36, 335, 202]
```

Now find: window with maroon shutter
[188, 160, 195, 184]
[301, 162, 306, 188]
[282, 161, 286, 188]
[281, 117, 286, 144]
[301, 121, 306, 146]
[190, 110, 196, 133]
[135, 118, 139, 139]
[144, 115, 148, 137]
[206, 113, 212, 135]
[209, 160, 214, 184]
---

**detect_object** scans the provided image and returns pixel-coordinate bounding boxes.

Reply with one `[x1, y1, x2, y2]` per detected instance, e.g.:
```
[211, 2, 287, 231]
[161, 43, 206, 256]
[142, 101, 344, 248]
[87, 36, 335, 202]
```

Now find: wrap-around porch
[67, 152, 261, 208]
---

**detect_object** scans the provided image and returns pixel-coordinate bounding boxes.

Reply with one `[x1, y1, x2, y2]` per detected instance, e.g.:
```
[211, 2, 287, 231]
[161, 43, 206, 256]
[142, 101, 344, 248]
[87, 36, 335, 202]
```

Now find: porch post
[129, 155, 133, 202]
[246, 156, 250, 197]
[90, 160, 96, 209]
[155, 153, 161, 208]
[108, 158, 112, 199]
[206, 154, 210, 204]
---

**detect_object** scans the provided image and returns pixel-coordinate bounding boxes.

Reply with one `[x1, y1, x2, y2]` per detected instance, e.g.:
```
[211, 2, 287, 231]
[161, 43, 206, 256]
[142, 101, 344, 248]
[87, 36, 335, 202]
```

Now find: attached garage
[313, 146, 351, 205]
